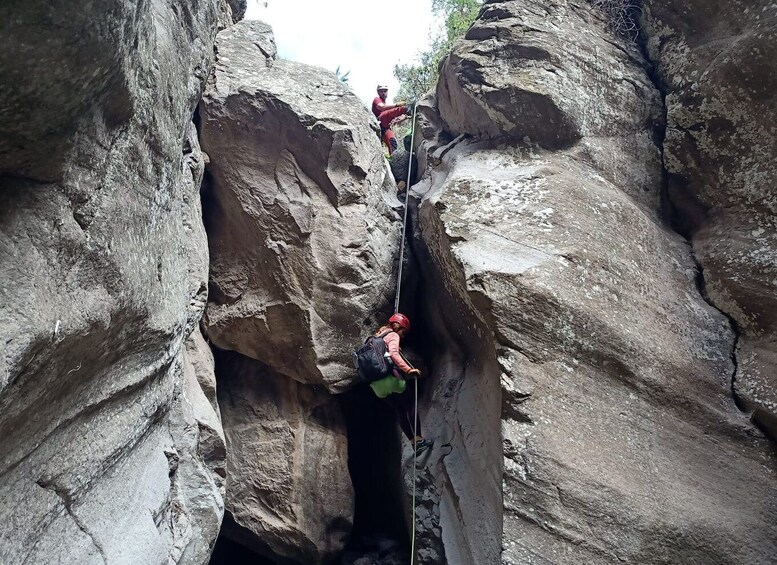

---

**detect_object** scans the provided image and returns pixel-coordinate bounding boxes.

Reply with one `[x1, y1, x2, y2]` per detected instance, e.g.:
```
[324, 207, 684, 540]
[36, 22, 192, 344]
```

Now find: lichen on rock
[642, 0, 777, 441]
[405, 1, 777, 563]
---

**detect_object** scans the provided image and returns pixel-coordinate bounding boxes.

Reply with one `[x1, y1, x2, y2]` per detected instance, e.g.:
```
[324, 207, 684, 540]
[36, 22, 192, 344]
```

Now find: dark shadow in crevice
[336, 215, 438, 564]
[209, 513, 277, 565]
[338, 387, 409, 564]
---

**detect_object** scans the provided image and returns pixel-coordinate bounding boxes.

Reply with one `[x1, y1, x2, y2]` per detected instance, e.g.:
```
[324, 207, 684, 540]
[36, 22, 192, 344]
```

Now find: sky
[244, 0, 436, 106]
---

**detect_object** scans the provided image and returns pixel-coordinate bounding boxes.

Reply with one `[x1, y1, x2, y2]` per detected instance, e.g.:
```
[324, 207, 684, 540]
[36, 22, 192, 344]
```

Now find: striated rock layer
[406, 1, 777, 563]
[0, 1, 226, 563]
[643, 0, 777, 439]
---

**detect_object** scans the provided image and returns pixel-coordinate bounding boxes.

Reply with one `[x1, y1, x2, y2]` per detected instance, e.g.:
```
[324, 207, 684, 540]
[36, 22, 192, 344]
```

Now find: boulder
[437, 0, 662, 158]
[642, 0, 777, 439]
[199, 20, 401, 563]
[215, 350, 353, 564]
[200, 21, 401, 393]
[0, 1, 225, 563]
[403, 1, 777, 563]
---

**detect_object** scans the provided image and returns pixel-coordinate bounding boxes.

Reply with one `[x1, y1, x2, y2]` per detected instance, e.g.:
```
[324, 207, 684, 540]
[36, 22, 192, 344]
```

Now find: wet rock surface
[0, 0, 225, 563]
[200, 20, 401, 394]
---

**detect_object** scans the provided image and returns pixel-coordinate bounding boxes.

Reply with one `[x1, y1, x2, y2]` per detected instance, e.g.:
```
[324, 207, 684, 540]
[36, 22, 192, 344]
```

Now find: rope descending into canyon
[393, 102, 418, 314]
[390, 102, 420, 565]
[411, 377, 419, 564]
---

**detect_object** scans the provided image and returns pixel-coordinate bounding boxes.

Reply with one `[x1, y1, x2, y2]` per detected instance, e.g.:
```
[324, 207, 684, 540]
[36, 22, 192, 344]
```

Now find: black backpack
[353, 331, 393, 382]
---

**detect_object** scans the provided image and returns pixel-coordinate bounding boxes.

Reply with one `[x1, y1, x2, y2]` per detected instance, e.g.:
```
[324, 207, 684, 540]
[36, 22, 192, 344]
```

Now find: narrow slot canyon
[3, 1, 777, 564]
[202, 188, 507, 564]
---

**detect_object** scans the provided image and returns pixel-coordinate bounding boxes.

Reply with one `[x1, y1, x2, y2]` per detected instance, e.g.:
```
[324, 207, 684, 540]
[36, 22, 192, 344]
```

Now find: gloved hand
[407, 368, 421, 378]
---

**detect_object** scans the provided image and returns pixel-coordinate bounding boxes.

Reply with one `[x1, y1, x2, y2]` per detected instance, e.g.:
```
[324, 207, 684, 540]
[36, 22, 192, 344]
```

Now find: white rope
[385, 101, 420, 565]
[411, 377, 419, 565]
[393, 103, 418, 314]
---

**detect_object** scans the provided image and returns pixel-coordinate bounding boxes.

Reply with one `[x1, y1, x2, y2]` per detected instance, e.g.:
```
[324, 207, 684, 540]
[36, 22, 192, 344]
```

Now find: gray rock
[200, 21, 401, 393]
[437, 0, 662, 158]
[167, 327, 227, 565]
[215, 350, 353, 564]
[186, 322, 220, 411]
[199, 21, 402, 562]
[642, 0, 777, 439]
[227, 0, 247, 23]
[0, 0, 224, 563]
[404, 1, 777, 563]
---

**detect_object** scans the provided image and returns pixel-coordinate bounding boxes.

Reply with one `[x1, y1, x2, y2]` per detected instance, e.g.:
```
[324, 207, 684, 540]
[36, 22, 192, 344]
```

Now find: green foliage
[394, 0, 482, 100]
[334, 65, 350, 84]
[393, 36, 447, 101]
[433, 0, 482, 43]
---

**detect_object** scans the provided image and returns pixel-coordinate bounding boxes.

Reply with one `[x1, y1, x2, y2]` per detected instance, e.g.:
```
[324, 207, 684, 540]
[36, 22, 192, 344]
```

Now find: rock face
[0, 1, 225, 563]
[200, 20, 401, 393]
[215, 350, 353, 564]
[199, 20, 400, 563]
[404, 1, 777, 563]
[3, 2, 775, 565]
[226, 0, 247, 22]
[642, 0, 777, 439]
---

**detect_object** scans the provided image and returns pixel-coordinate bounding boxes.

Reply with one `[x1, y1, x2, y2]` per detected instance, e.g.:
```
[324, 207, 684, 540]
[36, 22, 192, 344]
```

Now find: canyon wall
[1, 2, 774, 564]
[643, 0, 777, 440]
[0, 1, 226, 563]
[406, 1, 777, 563]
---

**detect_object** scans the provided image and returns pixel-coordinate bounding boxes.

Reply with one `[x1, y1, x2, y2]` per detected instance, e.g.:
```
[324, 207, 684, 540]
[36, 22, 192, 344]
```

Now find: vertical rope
[410, 377, 419, 564]
[384, 100, 420, 565]
[393, 103, 418, 314]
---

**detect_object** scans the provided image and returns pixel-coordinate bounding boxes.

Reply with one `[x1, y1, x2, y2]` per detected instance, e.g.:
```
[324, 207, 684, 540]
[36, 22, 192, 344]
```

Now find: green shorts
[370, 375, 407, 398]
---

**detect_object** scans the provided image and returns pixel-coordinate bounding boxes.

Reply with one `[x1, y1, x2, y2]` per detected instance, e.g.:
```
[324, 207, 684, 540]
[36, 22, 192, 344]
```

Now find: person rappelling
[372, 84, 414, 155]
[353, 313, 433, 456]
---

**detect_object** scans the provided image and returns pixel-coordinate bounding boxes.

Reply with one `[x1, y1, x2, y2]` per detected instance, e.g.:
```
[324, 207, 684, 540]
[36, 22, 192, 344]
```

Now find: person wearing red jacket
[370, 312, 433, 456]
[372, 85, 412, 155]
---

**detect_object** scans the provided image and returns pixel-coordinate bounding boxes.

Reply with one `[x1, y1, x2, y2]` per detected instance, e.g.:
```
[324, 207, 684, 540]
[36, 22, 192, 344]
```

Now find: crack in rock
[632, 11, 747, 417]
[35, 478, 108, 564]
[688, 251, 745, 412]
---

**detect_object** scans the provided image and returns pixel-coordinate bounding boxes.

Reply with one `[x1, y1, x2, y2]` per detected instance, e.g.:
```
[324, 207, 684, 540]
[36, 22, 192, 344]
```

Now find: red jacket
[372, 96, 386, 118]
[372, 96, 390, 119]
[382, 331, 413, 373]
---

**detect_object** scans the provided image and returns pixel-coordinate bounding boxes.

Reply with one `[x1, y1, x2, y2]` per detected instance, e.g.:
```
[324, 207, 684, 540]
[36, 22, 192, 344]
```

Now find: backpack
[353, 331, 393, 383]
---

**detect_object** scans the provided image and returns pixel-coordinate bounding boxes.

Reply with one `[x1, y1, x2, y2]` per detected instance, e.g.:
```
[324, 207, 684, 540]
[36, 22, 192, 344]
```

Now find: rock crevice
[34, 478, 109, 564]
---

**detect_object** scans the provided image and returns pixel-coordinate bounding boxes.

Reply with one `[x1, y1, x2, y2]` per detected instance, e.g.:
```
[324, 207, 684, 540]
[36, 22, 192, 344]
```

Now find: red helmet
[388, 313, 410, 331]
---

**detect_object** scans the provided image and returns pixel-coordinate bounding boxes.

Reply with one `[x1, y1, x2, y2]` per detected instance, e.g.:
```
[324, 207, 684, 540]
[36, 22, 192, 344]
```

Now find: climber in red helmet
[372, 84, 414, 156]
[370, 312, 432, 456]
